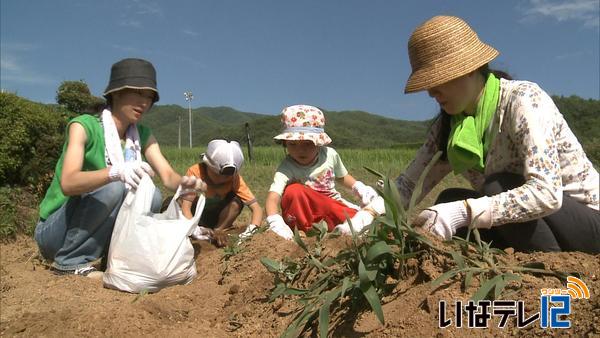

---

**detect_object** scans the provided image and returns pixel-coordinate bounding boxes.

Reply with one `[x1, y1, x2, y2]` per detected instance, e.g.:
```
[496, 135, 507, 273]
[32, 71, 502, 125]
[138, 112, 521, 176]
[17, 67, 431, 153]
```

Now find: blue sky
[1, 0, 598, 120]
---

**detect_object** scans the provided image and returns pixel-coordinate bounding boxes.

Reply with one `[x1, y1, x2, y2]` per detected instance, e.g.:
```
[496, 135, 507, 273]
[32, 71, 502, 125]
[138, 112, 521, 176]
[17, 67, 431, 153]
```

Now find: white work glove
[352, 181, 378, 207]
[267, 214, 294, 240]
[191, 225, 213, 241]
[179, 175, 208, 200]
[108, 161, 154, 189]
[238, 224, 259, 241]
[335, 210, 375, 235]
[365, 195, 386, 216]
[413, 200, 469, 240]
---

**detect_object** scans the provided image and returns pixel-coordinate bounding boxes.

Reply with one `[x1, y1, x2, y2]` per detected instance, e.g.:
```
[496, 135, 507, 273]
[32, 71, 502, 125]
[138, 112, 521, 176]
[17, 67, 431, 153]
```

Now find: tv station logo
[438, 276, 590, 329]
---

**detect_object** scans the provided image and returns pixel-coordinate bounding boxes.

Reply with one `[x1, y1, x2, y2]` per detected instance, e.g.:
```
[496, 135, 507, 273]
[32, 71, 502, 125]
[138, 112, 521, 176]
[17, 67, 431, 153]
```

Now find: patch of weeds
[261, 152, 574, 337]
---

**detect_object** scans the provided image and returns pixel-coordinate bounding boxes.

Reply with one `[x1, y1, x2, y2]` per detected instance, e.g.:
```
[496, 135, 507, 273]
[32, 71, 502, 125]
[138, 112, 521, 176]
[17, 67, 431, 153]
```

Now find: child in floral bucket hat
[265, 105, 385, 240]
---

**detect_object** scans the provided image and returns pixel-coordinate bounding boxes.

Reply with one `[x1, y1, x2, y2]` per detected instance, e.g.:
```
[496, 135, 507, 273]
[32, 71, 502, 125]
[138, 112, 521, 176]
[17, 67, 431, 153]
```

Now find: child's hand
[238, 224, 259, 241]
[352, 181, 378, 206]
[213, 229, 229, 247]
[267, 214, 294, 240]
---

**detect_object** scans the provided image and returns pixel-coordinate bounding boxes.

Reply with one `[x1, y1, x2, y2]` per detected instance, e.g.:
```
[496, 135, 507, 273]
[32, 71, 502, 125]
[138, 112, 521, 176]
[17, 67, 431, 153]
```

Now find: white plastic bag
[103, 175, 205, 293]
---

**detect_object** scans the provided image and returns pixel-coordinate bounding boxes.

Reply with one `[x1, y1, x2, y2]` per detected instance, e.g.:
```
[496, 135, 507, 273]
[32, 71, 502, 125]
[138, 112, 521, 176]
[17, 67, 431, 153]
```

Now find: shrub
[0, 92, 70, 193]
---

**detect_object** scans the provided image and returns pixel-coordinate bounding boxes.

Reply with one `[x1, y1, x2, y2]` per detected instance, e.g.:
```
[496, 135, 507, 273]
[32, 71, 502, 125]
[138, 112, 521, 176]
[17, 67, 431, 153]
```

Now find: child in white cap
[181, 139, 262, 247]
[265, 105, 384, 240]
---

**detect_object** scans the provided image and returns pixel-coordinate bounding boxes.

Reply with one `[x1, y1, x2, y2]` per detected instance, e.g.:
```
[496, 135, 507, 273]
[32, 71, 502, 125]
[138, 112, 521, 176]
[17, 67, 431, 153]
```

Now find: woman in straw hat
[34, 58, 206, 278]
[399, 16, 599, 253]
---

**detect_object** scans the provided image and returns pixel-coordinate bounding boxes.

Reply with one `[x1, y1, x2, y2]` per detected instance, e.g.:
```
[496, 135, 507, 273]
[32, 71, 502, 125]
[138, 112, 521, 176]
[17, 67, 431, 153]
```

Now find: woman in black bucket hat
[34, 58, 206, 278]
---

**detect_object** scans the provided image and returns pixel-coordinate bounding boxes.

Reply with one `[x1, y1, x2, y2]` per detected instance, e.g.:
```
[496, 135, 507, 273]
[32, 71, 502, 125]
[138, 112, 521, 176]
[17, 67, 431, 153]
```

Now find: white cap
[202, 139, 244, 176]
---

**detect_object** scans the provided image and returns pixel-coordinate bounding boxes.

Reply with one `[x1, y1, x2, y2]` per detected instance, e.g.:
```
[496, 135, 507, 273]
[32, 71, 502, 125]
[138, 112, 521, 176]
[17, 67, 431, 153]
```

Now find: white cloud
[130, 0, 163, 16]
[522, 0, 600, 28]
[0, 43, 55, 85]
[118, 0, 163, 29]
[182, 29, 199, 37]
[119, 19, 142, 28]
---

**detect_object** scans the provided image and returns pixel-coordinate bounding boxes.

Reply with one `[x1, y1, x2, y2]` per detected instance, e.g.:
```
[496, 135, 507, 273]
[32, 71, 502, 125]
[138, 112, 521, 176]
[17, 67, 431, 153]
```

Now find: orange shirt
[186, 163, 256, 208]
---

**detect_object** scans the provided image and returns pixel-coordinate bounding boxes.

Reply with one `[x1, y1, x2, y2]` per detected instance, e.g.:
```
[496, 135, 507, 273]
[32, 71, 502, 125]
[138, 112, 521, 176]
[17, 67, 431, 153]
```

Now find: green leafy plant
[260, 151, 574, 337]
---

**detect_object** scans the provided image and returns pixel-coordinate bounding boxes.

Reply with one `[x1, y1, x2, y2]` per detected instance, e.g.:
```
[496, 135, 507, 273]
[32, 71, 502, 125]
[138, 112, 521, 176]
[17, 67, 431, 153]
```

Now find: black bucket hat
[103, 58, 159, 102]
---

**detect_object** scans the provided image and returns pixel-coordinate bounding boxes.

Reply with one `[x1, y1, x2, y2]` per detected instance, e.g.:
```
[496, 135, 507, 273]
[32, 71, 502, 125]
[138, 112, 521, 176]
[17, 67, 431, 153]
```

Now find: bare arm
[60, 123, 113, 196]
[181, 198, 194, 220]
[336, 174, 357, 191]
[265, 191, 281, 216]
[248, 201, 264, 225]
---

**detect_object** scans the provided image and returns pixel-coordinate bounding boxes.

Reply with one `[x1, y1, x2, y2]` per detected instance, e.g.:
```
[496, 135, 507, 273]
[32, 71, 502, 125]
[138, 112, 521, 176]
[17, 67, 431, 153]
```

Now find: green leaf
[472, 274, 504, 302]
[431, 269, 460, 288]
[269, 283, 287, 301]
[464, 270, 473, 290]
[494, 273, 521, 299]
[293, 228, 309, 253]
[364, 166, 384, 178]
[472, 228, 484, 251]
[408, 151, 442, 213]
[260, 257, 281, 273]
[340, 277, 352, 299]
[309, 256, 326, 271]
[283, 287, 310, 296]
[450, 250, 466, 269]
[366, 241, 392, 262]
[383, 177, 406, 223]
[304, 227, 320, 238]
[318, 288, 342, 338]
[282, 304, 317, 338]
[359, 260, 377, 284]
[361, 284, 385, 325]
[521, 262, 546, 270]
[315, 221, 328, 241]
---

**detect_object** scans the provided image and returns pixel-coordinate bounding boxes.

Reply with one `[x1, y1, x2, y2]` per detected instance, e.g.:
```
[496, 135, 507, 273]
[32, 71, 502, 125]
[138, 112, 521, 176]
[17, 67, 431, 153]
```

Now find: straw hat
[404, 16, 499, 93]
[273, 105, 332, 146]
[103, 58, 159, 102]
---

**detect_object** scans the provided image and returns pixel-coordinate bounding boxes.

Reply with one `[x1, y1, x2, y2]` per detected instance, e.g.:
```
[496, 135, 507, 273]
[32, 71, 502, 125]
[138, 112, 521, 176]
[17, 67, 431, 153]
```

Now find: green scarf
[447, 73, 500, 174]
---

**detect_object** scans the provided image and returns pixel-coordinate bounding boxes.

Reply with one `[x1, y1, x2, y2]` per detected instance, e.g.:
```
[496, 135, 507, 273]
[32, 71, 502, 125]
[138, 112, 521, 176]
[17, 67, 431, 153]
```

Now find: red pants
[281, 183, 358, 232]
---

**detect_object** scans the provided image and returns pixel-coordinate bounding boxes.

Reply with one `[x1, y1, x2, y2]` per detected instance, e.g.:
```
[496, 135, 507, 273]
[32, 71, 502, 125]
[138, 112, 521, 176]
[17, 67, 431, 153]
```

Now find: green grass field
[159, 145, 469, 225]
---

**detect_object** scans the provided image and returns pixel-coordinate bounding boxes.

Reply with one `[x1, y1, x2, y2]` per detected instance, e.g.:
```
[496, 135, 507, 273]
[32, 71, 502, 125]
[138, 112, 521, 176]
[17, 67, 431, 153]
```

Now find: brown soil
[1, 230, 599, 337]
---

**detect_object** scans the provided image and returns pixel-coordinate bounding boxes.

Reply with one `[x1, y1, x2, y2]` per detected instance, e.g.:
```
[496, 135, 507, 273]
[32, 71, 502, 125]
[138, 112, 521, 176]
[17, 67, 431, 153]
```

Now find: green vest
[38, 114, 152, 220]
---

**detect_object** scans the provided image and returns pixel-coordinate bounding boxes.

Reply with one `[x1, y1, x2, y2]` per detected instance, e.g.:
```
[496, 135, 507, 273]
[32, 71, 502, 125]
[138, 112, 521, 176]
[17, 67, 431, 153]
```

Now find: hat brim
[404, 46, 499, 93]
[274, 131, 331, 146]
[103, 85, 160, 102]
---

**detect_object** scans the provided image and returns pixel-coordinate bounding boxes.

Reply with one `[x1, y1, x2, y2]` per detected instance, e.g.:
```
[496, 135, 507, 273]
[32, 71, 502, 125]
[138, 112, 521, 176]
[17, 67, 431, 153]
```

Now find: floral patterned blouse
[396, 78, 599, 228]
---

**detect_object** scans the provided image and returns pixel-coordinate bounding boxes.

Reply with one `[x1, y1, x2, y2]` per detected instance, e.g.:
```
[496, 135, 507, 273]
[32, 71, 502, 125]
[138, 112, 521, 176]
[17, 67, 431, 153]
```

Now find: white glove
[108, 161, 154, 189]
[238, 224, 259, 241]
[413, 200, 469, 240]
[352, 181, 378, 207]
[179, 176, 207, 199]
[191, 225, 213, 241]
[334, 210, 375, 235]
[365, 196, 386, 216]
[267, 214, 294, 240]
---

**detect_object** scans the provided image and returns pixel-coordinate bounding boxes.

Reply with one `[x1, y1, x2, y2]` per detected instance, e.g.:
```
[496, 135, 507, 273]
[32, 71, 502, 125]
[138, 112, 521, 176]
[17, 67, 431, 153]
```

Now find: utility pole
[245, 122, 253, 162]
[184, 91, 193, 148]
[178, 113, 181, 149]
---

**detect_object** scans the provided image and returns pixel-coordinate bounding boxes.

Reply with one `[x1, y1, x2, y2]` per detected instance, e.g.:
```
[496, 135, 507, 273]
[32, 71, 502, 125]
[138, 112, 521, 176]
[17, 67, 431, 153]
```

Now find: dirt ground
[1, 229, 599, 337]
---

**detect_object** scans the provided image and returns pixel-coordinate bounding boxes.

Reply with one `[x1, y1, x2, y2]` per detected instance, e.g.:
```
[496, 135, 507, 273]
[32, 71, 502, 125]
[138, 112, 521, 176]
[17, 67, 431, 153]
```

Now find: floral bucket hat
[273, 105, 332, 146]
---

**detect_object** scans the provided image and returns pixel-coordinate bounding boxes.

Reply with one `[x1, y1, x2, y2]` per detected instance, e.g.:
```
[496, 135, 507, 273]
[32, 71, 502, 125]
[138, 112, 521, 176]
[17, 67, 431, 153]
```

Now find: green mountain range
[143, 105, 430, 148]
[142, 95, 599, 150]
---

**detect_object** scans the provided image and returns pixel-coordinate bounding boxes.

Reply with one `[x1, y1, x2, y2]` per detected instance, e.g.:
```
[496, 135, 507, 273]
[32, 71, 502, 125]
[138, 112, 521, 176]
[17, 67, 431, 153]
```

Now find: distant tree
[56, 80, 105, 114]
